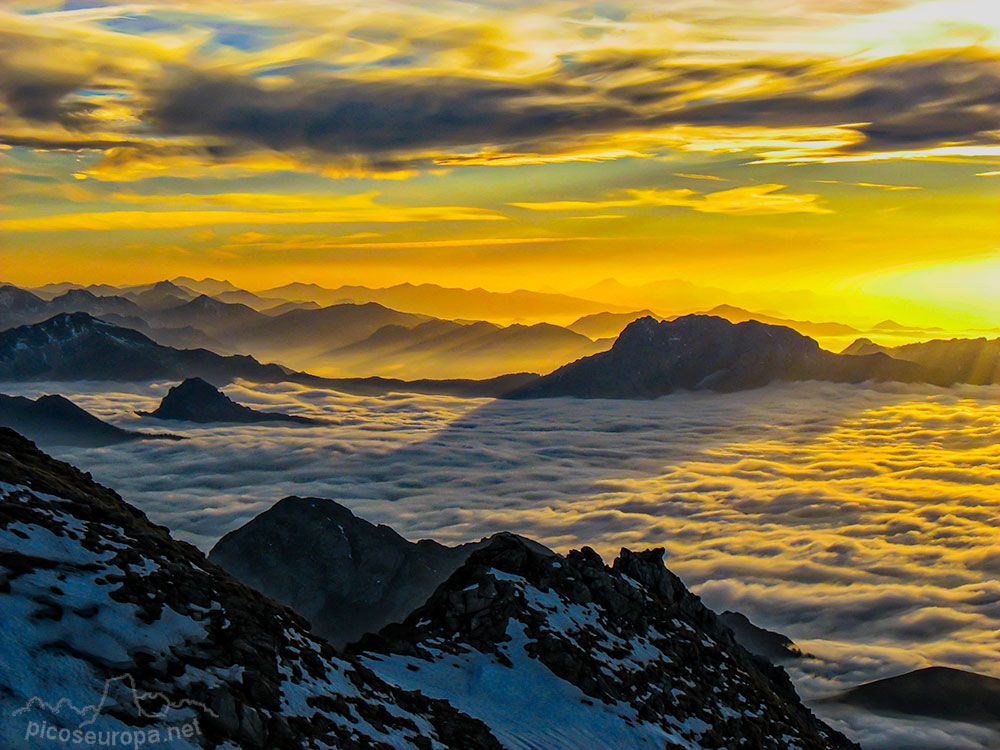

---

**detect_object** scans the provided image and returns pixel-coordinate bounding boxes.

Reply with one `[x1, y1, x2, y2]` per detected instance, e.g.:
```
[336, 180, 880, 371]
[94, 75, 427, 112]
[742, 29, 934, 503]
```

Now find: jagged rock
[352, 535, 859, 749]
[139, 378, 317, 424]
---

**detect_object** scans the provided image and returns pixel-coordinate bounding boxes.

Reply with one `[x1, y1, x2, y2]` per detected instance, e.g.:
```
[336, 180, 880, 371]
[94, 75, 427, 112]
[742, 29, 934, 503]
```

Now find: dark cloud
[146, 69, 631, 159]
[131, 49, 1000, 163]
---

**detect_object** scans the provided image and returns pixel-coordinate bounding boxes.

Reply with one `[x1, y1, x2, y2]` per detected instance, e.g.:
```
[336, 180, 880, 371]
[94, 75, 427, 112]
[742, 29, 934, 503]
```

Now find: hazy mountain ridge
[843, 336, 1000, 385]
[508, 315, 928, 399]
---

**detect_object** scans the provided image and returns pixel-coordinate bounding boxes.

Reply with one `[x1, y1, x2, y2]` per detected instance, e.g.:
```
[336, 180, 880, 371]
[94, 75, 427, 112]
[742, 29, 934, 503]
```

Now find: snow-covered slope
[0, 427, 500, 749]
[354, 537, 857, 750]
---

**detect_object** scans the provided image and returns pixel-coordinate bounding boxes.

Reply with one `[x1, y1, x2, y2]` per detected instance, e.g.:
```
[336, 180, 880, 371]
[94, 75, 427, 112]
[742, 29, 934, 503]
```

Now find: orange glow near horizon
[1, 0, 999, 329]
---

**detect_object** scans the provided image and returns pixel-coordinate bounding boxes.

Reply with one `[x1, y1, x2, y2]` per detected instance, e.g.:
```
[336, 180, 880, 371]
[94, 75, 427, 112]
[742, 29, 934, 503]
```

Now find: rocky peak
[0, 428, 506, 749]
[141, 378, 315, 424]
[355, 535, 858, 749]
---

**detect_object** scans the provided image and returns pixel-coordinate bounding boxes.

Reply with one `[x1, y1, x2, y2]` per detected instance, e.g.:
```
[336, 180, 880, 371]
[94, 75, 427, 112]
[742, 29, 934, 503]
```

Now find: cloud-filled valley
[6, 378, 1000, 747]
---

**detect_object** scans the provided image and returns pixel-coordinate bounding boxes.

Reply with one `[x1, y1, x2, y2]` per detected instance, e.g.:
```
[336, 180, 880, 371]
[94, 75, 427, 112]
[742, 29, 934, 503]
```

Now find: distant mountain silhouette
[149, 295, 267, 336]
[842, 336, 1000, 384]
[0, 285, 49, 321]
[122, 280, 196, 310]
[508, 315, 927, 399]
[231, 302, 431, 363]
[140, 377, 317, 424]
[255, 282, 627, 323]
[828, 666, 1000, 726]
[170, 276, 240, 296]
[48, 289, 143, 318]
[324, 319, 607, 379]
[0, 313, 290, 383]
[698, 304, 860, 338]
[568, 310, 661, 339]
[0, 392, 181, 446]
[0, 312, 536, 396]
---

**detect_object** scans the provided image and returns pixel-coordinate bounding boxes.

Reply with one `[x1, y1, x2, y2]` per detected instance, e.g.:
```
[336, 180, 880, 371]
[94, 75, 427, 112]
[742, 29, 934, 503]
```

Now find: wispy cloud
[2, 192, 506, 231]
[511, 184, 833, 216]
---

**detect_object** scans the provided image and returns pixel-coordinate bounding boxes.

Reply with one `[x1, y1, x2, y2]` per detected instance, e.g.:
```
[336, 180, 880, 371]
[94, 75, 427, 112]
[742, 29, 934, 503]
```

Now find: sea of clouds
[7, 379, 1000, 749]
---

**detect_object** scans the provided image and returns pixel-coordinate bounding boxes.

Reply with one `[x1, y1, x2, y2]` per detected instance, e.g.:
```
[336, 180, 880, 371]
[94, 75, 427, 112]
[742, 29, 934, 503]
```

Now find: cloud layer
[4, 1, 1000, 175]
[7, 378, 1000, 748]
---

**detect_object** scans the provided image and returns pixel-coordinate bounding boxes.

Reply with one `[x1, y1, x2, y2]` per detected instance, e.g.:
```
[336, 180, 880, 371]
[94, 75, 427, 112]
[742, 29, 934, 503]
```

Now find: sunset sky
[2, 0, 1000, 325]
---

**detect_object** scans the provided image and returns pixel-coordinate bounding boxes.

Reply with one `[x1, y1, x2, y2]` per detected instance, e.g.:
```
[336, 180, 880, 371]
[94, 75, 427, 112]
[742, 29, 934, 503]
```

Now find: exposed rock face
[0, 392, 182, 447]
[0, 313, 289, 383]
[352, 536, 858, 749]
[210, 495, 550, 646]
[0, 427, 503, 749]
[508, 315, 928, 399]
[720, 610, 809, 662]
[140, 378, 316, 424]
[828, 666, 1000, 726]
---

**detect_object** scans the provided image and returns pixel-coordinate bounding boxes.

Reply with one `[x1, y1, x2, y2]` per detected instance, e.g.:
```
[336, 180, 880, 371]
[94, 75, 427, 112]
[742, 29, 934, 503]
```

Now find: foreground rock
[508, 315, 928, 399]
[352, 537, 858, 749]
[0, 428, 503, 749]
[140, 378, 317, 425]
[0, 392, 181, 447]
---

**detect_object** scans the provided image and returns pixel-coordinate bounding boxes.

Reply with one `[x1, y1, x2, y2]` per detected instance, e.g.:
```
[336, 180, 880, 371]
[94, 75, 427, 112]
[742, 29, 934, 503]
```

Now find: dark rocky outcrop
[140, 378, 317, 425]
[508, 315, 929, 399]
[827, 666, 1000, 726]
[0, 392, 182, 447]
[720, 610, 810, 662]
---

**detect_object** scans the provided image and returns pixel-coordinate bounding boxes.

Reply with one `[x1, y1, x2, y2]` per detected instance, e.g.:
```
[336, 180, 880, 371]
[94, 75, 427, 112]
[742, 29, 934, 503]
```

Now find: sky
[2, 0, 1000, 325]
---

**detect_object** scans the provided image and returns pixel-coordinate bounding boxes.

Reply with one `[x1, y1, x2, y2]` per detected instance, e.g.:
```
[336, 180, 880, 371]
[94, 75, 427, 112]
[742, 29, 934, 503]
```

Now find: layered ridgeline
[843, 337, 1000, 385]
[0, 313, 534, 397]
[0, 312, 290, 384]
[509, 315, 929, 399]
[1, 429, 856, 749]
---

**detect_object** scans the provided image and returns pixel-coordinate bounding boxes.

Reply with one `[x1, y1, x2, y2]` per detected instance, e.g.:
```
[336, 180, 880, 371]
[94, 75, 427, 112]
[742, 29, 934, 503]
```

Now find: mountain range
[3, 278, 967, 381]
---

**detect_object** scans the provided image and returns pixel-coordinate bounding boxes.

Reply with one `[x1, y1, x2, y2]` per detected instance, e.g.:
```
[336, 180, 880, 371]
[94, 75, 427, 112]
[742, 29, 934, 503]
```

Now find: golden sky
[2, 0, 1000, 325]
